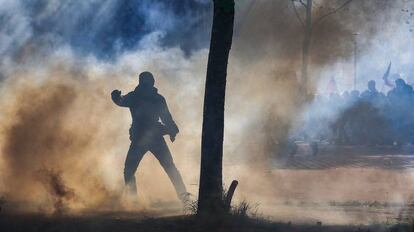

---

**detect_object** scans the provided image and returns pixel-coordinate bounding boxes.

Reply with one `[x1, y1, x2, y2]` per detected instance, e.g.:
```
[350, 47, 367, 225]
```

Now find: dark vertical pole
[301, 0, 312, 93]
[353, 33, 358, 90]
[197, 0, 235, 215]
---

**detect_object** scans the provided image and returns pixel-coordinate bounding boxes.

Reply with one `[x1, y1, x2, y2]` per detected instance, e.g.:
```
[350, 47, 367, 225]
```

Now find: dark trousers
[124, 136, 187, 199]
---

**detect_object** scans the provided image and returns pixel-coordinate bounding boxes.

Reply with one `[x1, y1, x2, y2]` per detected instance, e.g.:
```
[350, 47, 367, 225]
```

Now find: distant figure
[111, 72, 188, 202]
[360, 80, 387, 145]
[345, 90, 364, 145]
[361, 80, 379, 100]
[388, 78, 413, 100]
[387, 78, 414, 147]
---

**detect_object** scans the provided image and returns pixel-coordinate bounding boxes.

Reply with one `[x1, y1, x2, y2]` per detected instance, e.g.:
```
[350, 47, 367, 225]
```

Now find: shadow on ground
[0, 212, 411, 232]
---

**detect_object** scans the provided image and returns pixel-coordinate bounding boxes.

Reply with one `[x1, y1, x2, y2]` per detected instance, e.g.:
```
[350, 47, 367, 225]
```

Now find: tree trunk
[197, 0, 235, 215]
[301, 0, 312, 93]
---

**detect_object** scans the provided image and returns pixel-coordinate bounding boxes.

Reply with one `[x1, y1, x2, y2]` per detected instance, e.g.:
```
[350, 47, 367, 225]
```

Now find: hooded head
[139, 71, 155, 88]
[395, 78, 406, 90]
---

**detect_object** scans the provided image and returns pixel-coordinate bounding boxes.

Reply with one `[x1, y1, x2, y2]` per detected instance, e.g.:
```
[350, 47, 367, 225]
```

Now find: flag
[383, 62, 394, 87]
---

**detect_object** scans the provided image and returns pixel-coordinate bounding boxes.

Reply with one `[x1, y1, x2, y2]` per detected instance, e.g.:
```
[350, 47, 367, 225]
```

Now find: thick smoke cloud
[0, 0, 413, 224]
[0, 0, 211, 61]
[0, 74, 119, 213]
[0, 39, 208, 213]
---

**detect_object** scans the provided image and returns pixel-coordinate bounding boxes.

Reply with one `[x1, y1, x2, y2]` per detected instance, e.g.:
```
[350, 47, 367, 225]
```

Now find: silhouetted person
[388, 78, 413, 100]
[344, 90, 365, 145]
[111, 71, 188, 202]
[387, 78, 414, 147]
[360, 80, 387, 145]
[361, 80, 378, 99]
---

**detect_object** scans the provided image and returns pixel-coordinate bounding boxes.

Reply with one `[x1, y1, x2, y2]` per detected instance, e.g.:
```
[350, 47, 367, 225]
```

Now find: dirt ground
[1, 144, 414, 231]
[220, 144, 414, 225]
[0, 213, 411, 232]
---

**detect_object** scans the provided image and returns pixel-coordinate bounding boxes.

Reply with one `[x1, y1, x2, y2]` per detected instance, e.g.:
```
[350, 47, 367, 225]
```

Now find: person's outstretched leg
[150, 138, 187, 199]
[124, 142, 147, 195]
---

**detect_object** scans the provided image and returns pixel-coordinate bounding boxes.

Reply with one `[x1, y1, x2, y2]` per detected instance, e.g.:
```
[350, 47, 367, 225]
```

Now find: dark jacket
[112, 85, 179, 142]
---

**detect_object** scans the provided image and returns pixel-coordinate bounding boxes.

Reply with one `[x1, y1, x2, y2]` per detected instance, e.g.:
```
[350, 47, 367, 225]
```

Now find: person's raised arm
[111, 90, 131, 107]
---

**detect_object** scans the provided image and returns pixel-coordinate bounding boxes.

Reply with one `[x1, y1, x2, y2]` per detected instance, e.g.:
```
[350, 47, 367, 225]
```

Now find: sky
[2, 0, 414, 90]
[0, 0, 212, 60]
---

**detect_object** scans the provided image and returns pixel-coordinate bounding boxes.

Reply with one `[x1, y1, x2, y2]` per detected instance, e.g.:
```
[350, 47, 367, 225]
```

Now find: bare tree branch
[299, 0, 307, 8]
[292, 0, 306, 28]
[313, 0, 353, 26]
[312, 0, 321, 8]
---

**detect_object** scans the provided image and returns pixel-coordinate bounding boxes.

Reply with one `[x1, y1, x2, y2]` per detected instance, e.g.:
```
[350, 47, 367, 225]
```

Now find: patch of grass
[183, 182, 258, 218]
[231, 200, 260, 218]
[183, 197, 198, 215]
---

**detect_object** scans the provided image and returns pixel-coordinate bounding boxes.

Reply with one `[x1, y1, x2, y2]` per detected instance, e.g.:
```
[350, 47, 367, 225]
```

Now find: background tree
[197, 0, 235, 215]
[292, 0, 353, 92]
